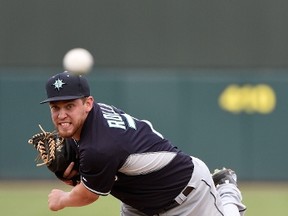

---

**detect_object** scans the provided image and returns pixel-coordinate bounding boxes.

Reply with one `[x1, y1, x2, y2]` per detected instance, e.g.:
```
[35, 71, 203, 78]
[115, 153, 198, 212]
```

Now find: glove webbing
[29, 125, 64, 167]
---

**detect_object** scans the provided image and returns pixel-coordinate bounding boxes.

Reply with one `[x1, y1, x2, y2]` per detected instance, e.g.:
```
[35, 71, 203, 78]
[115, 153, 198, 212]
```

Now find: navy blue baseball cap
[40, 71, 90, 104]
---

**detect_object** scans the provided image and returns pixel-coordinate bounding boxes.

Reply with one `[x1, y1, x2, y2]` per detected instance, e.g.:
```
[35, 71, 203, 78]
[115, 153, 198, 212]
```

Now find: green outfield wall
[0, 68, 287, 181]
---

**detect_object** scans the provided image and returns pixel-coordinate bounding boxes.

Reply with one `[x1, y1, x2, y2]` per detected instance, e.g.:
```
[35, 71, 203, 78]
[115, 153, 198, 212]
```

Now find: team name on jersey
[99, 103, 126, 130]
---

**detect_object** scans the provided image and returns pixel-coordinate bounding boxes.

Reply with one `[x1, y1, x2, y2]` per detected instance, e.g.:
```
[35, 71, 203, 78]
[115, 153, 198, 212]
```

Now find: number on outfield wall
[218, 84, 276, 114]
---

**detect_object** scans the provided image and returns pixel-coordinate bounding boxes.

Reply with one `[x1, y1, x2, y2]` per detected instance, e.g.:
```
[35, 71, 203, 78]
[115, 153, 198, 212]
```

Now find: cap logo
[53, 78, 66, 91]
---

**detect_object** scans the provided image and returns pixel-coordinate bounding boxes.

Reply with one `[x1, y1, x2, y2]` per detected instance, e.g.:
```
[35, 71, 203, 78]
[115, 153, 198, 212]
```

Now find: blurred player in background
[41, 71, 246, 216]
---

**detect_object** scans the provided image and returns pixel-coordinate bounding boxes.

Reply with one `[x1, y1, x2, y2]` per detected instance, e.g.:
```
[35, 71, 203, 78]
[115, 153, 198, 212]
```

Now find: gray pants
[120, 157, 246, 216]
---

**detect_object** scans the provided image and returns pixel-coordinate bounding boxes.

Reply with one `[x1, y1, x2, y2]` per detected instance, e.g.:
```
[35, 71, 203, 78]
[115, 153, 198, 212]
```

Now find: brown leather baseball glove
[28, 125, 80, 186]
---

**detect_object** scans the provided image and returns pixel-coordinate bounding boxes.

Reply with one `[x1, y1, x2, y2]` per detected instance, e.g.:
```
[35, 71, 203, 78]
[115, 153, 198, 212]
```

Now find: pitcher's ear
[84, 96, 94, 111]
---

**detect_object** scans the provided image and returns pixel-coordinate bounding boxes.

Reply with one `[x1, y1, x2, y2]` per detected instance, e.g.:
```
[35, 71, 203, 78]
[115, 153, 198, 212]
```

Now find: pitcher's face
[49, 97, 93, 140]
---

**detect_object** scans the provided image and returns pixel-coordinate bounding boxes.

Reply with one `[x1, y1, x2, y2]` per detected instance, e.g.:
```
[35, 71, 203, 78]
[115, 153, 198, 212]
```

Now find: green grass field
[0, 181, 287, 215]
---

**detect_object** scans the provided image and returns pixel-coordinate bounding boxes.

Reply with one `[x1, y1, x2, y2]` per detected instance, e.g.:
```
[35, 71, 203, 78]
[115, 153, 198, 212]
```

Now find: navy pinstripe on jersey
[70, 102, 194, 215]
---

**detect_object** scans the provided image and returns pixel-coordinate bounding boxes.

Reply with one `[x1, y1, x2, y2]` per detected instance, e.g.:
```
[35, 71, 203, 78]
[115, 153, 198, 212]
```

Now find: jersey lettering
[122, 113, 163, 139]
[121, 113, 137, 130]
[98, 103, 164, 138]
[99, 103, 126, 130]
[107, 119, 126, 129]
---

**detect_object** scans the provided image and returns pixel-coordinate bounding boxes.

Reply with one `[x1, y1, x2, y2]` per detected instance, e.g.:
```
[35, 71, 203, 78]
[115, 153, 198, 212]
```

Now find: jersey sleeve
[79, 147, 124, 195]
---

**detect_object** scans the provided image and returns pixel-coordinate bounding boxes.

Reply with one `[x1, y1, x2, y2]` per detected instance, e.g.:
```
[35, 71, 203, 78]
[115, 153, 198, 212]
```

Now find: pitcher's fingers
[66, 170, 79, 180]
[63, 162, 75, 178]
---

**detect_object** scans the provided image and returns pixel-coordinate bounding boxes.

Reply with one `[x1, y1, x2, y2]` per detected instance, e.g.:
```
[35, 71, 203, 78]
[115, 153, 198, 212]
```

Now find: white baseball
[63, 48, 94, 75]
